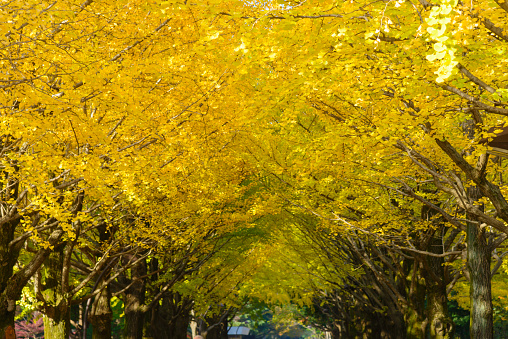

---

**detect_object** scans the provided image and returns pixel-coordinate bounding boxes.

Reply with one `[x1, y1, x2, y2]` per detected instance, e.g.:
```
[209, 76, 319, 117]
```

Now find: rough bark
[90, 224, 113, 339]
[0, 218, 20, 339]
[426, 232, 454, 338]
[467, 189, 493, 338]
[466, 187, 493, 338]
[148, 292, 192, 339]
[467, 222, 493, 338]
[167, 310, 191, 339]
[203, 311, 228, 339]
[42, 244, 71, 339]
[421, 206, 454, 338]
[123, 257, 147, 339]
[43, 314, 70, 339]
[90, 282, 112, 339]
[358, 313, 405, 339]
[0, 168, 22, 339]
[405, 260, 426, 339]
[0, 318, 15, 339]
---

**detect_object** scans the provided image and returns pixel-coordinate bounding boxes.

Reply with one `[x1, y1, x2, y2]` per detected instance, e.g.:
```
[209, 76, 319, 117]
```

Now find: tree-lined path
[1, 0, 508, 338]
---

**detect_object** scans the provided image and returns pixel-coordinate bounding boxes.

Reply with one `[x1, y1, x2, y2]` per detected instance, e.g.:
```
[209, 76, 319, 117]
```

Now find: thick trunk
[358, 312, 405, 339]
[42, 244, 71, 339]
[467, 187, 493, 339]
[0, 219, 19, 339]
[330, 325, 344, 339]
[383, 312, 406, 339]
[149, 292, 192, 339]
[124, 291, 145, 339]
[203, 312, 228, 339]
[90, 224, 113, 339]
[43, 314, 70, 339]
[90, 284, 112, 339]
[0, 170, 21, 339]
[426, 232, 454, 338]
[405, 260, 426, 339]
[0, 317, 15, 339]
[167, 312, 190, 339]
[123, 258, 147, 339]
[220, 316, 228, 339]
[421, 206, 454, 338]
[467, 221, 493, 338]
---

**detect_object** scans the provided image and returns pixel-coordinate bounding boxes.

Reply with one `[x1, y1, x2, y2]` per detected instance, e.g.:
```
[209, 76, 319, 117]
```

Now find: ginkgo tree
[0, 0, 265, 337]
[3, 0, 508, 338]
[227, 0, 508, 337]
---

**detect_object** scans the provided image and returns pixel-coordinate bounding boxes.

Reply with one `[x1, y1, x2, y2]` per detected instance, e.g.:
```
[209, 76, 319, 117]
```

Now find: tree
[4, 0, 508, 337]
[228, 0, 508, 334]
[0, 1, 266, 337]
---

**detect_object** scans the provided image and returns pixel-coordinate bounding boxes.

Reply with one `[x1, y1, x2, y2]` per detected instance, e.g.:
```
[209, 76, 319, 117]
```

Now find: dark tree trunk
[90, 282, 112, 339]
[467, 187, 493, 339]
[383, 312, 406, 339]
[0, 219, 20, 339]
[405, 259, 426, 339]
[330, 324, 343, 339]
[123, 257, 147, 339]
[90, 224, 113, 339]
[0, 169, 21, 339]
[421, 205, 454, 338]
[149, 292, 192, 339]
[149, 296, 171, 339]
[426, 232, 454, 338]
[220, 315, 228, 339]
[0, 314, 16, 339]
[204, 311, 228, 339]
[356, 312, 405, 339]
[167, 311, 190, 339]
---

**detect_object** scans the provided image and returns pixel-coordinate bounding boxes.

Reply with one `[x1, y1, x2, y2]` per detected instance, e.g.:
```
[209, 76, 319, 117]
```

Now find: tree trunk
[382, 312, 406, 339]
[190, 310, 198, 339]
[90, 224, 113, 339]
[90, 284, 112, 339]
[43, 314, 70, 339]
[467, 220, 493, 338]
[421, 204, 454, 339]
[467, 187, 493, 339]
[426, 232, 454, 338]
[0, 169, 21, 339]
[123, 258, 147, 339]
[203, 311, 228, 339]
[405, 259, 426, 339]
[42, 244, 71, 339]
[0, 317, 15, 339]
[167, 311, 190, 339]
[331, 323, 346, 339]
[0, 219, 19, 339]
[152, 292, 192, 339]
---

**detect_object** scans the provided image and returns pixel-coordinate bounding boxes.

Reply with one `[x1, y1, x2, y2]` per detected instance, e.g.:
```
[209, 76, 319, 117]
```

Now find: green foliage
[233, 300, 317, 339]
[448, 298, 470, 339]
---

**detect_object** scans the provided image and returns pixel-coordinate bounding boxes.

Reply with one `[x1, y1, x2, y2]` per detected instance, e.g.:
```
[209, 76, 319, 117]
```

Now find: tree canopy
[2, 0, 508, 338]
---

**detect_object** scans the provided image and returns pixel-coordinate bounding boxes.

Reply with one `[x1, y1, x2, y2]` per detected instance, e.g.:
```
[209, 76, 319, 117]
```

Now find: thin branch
[440, 84, 508, 116]
[457, 63, 496, 93]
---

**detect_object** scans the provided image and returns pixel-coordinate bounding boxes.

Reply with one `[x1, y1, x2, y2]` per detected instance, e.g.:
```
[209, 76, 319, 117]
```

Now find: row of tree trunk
[38, 252, 230, 339]
[300, 201, 495, 339]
